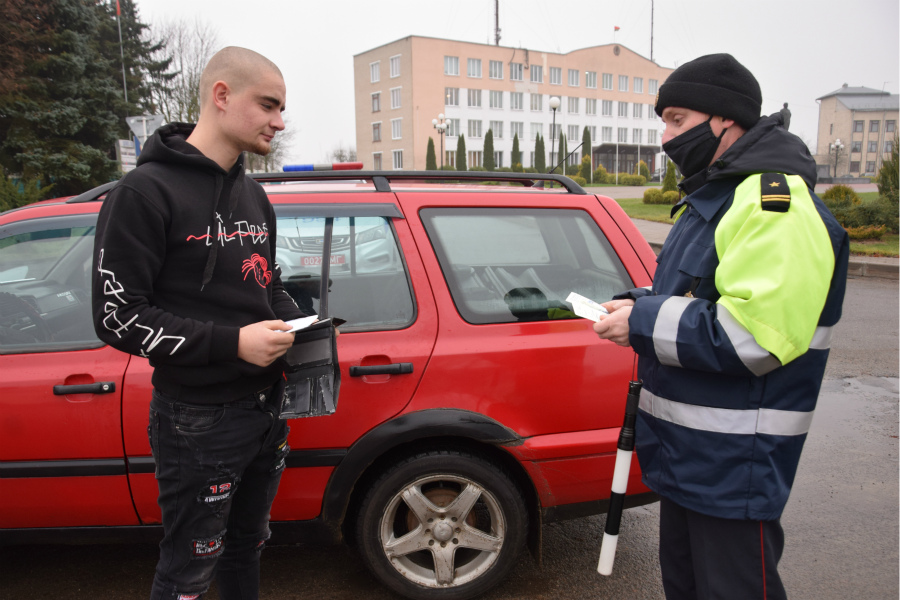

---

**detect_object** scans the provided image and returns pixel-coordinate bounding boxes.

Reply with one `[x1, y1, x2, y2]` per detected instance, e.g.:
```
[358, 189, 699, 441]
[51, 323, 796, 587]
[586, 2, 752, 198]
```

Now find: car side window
[276, 215, 414, 331]
[421, 208, 634, 324]
[0, 215, 102, 353]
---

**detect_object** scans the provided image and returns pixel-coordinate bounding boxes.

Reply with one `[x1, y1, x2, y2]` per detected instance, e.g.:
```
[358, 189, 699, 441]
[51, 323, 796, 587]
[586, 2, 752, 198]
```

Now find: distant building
[353, 36, 673, 174]
[815, 84, 898, 179]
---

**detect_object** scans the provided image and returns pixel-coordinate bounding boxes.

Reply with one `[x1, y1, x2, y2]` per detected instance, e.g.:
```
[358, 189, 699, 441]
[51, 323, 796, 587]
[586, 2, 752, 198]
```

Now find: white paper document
[284, 315, 319, 333]
[566, 292, 609, 322]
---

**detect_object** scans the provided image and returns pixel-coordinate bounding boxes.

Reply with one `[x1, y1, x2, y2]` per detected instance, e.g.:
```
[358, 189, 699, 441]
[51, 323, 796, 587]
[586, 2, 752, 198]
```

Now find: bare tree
[245, 119, 297, 172]
[328, 145, 357, 163]
[147, 17, 220, 124]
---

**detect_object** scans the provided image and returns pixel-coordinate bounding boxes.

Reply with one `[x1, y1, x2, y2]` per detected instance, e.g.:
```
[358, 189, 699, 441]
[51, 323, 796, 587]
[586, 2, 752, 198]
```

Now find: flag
[116, 0, 121, 15]
[614, 26, 620, 31]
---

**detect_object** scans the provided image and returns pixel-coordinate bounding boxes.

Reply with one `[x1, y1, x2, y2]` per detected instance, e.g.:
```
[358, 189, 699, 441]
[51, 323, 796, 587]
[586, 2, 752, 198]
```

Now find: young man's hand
[238, 320, 295, 366]
[593, 299, 635, 347]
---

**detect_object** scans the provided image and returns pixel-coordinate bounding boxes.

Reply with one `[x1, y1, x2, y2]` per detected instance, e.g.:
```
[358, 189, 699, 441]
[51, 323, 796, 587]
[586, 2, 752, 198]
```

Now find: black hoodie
[92, 123, 304, 403]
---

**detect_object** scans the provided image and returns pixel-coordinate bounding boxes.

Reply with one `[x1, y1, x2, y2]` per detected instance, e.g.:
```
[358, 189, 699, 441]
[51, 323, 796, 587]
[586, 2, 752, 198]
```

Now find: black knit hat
[654, 53, 762, 129]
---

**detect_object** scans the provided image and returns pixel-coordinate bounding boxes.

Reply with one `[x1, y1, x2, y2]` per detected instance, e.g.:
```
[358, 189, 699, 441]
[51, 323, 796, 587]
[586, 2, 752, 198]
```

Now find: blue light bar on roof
[283, 162, 363, 172]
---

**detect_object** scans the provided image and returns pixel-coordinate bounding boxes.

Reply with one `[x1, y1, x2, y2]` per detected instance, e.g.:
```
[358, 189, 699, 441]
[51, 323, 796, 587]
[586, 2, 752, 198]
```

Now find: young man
[92, 47, 305, 600]
[593, 54, 849, 599]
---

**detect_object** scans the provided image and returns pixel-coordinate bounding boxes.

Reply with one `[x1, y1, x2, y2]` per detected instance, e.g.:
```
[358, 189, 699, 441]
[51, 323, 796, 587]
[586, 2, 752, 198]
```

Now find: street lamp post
[829, 138, 844, 179]
[432, 114, 448, 169]
[549, 97, 561, 171]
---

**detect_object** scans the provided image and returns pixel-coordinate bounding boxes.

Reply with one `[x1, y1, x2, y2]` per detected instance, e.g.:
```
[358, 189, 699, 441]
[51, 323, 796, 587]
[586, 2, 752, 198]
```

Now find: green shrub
[643, 188, 665, 204]
[511, 162, 524, 173]
[636, 160, 650, 180]
[440, 164, 456, 171]
[832, 196, 899, 233]
[663, 191, 681, 205]
[616, 174, 646, 186]
[1, 175, 52, 212]
[592, 165, 609, 184]
[578, 155, 593, 181]
[876, 133, 898, 207]
[822, 184, 861, 210]
[469, 165, 486, 172]
[662, 160, 678, 192]
[497, 167, 513, 173]
[570, 175, 587, 187]
[846, 225, 887, 240]
[565, 163, 580, 176]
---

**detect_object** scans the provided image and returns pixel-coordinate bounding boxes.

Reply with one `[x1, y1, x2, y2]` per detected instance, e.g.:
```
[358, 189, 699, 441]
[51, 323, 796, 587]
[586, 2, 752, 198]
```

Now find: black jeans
[659, 497, 787, 600]
[148, 385, 289, 600]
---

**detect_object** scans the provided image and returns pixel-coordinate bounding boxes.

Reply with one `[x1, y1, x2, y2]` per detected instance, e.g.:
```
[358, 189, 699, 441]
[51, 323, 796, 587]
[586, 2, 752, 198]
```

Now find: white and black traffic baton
[597, 378, 642, 576]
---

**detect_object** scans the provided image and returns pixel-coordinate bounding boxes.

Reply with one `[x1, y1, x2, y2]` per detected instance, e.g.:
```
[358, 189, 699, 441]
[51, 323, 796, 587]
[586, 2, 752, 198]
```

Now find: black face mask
[662, 116, 727, 179]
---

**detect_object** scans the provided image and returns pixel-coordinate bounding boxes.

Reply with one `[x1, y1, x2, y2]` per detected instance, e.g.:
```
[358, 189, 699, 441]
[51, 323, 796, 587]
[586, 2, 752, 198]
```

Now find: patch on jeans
[199, 477, 236, 505]
[272, 441, 290, 473]
[191, 532, 225, 559]
[177, 595, 202, 600]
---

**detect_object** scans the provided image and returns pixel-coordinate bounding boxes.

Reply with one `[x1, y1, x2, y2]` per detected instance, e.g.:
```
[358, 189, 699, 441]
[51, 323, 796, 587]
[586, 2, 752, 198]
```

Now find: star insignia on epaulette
[769, 181, 781, 188]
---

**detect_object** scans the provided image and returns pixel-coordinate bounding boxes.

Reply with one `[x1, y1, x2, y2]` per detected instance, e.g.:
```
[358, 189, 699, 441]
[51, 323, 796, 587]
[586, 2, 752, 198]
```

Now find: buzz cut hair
[198, 46, 283, 109]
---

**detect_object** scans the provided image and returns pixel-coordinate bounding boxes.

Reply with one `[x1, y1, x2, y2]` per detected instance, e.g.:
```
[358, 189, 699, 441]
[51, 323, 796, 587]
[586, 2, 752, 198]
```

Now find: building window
[370, 61, 380, 83]
[568, 97, 579, 114]
[618, 102, 628, 118]
[649, 104, 657, 119]
[445, 87, 459, 106]
[633, 129, 642, 144]
[391, 118, 402, 140]
[529, 152, 535, 167]
[586, 71, 597, 89]
[618, 128, 628, 143]
[467, 58, 482, 78]
[866, 160, 876, 173]
[647, 130, 657, 144]
[511, 121, 524, 139]
[372, 122, 381, 142]
[868, 141, 878, 153]
[586, 98, 597, 115]
[589, 125, 596, 141]
[390, 55, 401, 78]
[371, 92, 380, 112]
[530, 94, 543, 111]
[568, 69, 579, 87]
[602, 126, 613, 142]
[618, 75, 628, 92]
[602, 73, 613, 90]
[634, 77, 643, 94]
[445, 151, 456, 167]
[468, 89, 482, 108]
[649, 79, 658, 94]
[886, 141, 894, 153]
[530, 122, 542, 141]
[853, 120, 864, 133]
[887, 120, 896, 132]
[493, 151, 503, 168]
[550, 67, 562, 85]
[390, 87, 401, 109]
[549, 124, 561, 140]
[870, 120, 880, 133]
[489, 60, 503, 79]
[851, 141, 862, 153]
[568, 125, 579, 141]
[631, 103, 642, 118]
[468, 120, 482, 138]
[490, 90, 503, 109]
[468, 151, 483, 167]
[489, 120, 503, 138]
[530, 65, 543, 83]
[447, 118, 460, 137]
[392, 150, 403, 170]
[373, 152, 382, 170]
[510, 62, 523, 81]
[850, 160, 860, 173]
[602, 100, 613, 116]
[444, 56, 459, 76]
[511, 92, 524, 111]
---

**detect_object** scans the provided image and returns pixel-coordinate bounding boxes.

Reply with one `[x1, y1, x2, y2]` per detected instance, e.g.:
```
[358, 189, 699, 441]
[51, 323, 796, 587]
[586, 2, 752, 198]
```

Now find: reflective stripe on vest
[718, 305, 782, 376]
[639, 388, 815, 437]
[809, 326, 834, 350]
[652, 296, 694, 368]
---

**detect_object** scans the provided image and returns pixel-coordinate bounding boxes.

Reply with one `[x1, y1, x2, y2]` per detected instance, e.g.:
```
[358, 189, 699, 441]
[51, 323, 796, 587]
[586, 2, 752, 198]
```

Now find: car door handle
[349, 363, 413, 377]
[53, 382, 116, 395]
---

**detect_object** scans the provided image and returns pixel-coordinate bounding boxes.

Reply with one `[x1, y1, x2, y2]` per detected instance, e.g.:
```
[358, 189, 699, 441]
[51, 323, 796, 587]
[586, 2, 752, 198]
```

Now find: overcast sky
[139, 0, 899, 163]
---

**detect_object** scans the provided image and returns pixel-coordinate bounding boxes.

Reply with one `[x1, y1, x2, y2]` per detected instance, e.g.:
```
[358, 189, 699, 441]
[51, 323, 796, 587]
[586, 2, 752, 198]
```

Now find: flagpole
[117, 0, 128, 103]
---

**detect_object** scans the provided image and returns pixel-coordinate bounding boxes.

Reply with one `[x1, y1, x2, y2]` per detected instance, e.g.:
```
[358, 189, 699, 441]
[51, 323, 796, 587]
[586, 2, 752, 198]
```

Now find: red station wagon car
[0, 171, 658, 600]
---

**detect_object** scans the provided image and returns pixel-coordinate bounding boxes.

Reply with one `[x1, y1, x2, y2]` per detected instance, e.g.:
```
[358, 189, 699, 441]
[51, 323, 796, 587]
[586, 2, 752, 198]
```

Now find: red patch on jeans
[192, 533, 224, 558]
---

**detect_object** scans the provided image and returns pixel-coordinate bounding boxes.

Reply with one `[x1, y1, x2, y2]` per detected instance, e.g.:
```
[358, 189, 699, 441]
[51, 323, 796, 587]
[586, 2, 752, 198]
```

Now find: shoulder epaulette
[760, 173, 790, 212]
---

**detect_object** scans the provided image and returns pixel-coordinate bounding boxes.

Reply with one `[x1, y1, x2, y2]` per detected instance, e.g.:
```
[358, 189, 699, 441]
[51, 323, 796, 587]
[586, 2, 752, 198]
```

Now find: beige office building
[815, 85, 898, 179]
[353, 36, 673, 174]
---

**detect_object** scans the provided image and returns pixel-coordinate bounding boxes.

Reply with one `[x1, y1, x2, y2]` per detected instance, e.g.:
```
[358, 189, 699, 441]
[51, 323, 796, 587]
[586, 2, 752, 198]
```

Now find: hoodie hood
[679, 113, 817, 195]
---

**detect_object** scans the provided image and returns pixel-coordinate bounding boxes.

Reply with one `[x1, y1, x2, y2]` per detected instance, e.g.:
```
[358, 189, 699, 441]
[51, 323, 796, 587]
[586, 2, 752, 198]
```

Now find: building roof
[838, 95, 900, 112]
[817, 84, 890, 100]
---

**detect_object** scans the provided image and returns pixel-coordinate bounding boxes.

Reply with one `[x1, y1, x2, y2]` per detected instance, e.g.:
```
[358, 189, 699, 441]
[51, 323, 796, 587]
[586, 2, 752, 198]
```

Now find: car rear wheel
[356, 449, 527, 600]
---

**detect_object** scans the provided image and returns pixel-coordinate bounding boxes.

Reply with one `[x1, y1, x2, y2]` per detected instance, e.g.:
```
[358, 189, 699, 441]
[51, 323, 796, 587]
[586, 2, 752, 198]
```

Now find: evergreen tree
[511, 133, 522, 171]
[0, 0, 122, 197]
[876, 134, 899, 207]
[554, 133, 567, 173]
[662, 159, 678, 192]
[456, 134, 467, 171]
[581, 127, 592, 183]
[426, 137, 437, 171]
[534, 134, 546, 172]
[483, 129, 495, 171]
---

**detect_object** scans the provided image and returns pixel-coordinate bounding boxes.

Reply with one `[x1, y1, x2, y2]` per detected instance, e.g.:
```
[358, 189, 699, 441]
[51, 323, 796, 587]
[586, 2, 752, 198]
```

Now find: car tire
[356, 448, 527, 600]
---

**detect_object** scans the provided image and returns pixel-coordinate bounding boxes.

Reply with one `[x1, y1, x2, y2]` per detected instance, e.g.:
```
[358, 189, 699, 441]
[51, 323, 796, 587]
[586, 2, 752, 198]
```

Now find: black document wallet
[280, 318, 341, 419]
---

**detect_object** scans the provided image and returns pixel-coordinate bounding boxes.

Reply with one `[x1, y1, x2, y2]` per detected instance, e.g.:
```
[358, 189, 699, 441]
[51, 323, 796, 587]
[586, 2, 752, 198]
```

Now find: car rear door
[0, 212, 138, 528]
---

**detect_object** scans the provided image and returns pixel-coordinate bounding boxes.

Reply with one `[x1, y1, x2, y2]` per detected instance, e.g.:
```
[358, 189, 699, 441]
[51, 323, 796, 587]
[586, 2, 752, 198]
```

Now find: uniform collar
[679, 177, 744, 222]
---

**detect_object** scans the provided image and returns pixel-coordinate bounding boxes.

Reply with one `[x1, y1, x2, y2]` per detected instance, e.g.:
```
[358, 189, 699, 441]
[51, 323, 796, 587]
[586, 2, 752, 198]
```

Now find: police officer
[594, 54, 849, 599]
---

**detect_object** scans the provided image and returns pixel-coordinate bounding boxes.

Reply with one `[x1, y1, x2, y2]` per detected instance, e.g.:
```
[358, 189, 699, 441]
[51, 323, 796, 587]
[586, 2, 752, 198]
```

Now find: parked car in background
[0, 171, 657, 600]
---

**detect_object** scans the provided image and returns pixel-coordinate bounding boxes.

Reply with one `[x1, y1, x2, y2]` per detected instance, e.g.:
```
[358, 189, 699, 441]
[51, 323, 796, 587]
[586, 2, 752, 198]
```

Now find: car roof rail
[66, 180, 118, 204]
[250, 170, 587, 195]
